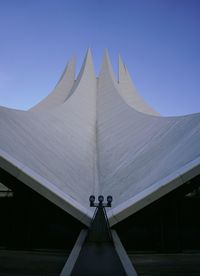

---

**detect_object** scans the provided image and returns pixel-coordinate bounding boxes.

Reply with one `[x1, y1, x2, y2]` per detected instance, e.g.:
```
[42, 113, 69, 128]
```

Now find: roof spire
[68, 48, 95, 96]
[76, 48, 95, 81]
[118, 54, 159, 116]
[99, 49, 116, 83]
[118, 54, 126, 81]
[30, 55, 76, 111]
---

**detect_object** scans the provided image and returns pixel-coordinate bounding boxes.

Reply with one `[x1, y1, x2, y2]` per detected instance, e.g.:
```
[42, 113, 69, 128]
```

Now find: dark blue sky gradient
[0, 0, 199, 115]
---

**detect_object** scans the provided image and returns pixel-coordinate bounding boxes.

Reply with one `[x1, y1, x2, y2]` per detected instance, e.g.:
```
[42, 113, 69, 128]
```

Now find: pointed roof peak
[118, 54, 126, 69]
[102, 48, 111, 64]
[70, 47, 95, 93]
[69, 54, 76, 64]
[62, 55, 76, 76]
[118, 54, 127, 82]
[76, 47, 94, 76]
[55, 55, 76, 84]
[103, 47, 109, 56]
[85, 47, 92, 58]
[99, 49, 116, 82]
[83, 47, 93, 64]
[30, 55, 76, 111]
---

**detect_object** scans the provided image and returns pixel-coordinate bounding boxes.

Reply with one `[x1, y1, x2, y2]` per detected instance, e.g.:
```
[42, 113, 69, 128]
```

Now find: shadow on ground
[0, 250, 200, 275]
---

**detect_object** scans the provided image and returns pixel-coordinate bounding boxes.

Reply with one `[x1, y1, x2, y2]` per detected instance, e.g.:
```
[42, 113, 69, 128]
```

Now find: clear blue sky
[0, 0, 199, 115]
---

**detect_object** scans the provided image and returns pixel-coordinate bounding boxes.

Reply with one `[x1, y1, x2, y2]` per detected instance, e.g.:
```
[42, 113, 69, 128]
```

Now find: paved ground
[0, 249, 68, 276]
[71, 243, 126, 275]
[0, 250, 200, 275]
[130, 253, 200, 276]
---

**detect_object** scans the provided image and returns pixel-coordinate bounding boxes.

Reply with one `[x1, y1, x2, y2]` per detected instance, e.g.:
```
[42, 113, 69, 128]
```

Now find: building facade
[0, 50, 200, 273]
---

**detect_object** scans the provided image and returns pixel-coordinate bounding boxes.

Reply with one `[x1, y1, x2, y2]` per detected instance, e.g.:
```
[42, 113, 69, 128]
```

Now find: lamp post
[88, 195, 113, 242]
[89, 195, 113, 208]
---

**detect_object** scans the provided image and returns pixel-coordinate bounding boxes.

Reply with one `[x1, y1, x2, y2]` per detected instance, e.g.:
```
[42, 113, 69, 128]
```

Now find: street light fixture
[89, 195, 113, 208]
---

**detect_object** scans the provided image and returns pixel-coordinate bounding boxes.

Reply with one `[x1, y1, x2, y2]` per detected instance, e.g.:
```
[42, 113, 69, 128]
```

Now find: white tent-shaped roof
[0, 49, 200, 226]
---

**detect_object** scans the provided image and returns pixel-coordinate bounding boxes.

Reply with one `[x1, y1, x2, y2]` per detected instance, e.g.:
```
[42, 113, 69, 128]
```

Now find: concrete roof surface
[0, 49, 200, 226]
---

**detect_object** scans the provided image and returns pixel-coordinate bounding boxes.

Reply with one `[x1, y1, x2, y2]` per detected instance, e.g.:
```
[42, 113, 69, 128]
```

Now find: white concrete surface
[60, 229, 88, 276]
[0, 49, 200, 226]
[112, 230, 138, 276]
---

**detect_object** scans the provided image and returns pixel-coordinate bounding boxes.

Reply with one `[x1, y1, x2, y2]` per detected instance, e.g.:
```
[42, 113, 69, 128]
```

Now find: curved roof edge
[118, 55, 160, 116]
[30, 56, 76, 111]
[108, 156, 200, 226]
[0, 149, 92, 226]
